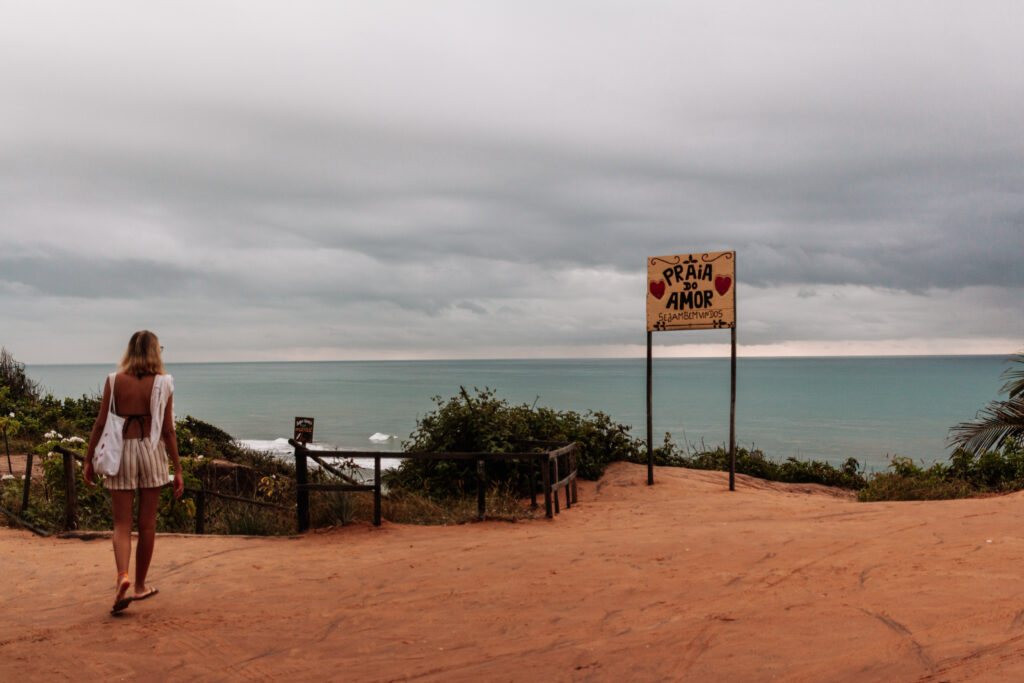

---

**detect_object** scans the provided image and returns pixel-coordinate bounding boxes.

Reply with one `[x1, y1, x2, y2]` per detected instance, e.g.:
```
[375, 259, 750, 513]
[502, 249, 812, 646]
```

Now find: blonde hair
[118, 330, 165, 377]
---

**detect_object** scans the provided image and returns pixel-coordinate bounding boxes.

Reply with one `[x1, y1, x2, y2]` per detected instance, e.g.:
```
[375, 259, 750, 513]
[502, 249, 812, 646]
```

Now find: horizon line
[24, 350, 1011, 367]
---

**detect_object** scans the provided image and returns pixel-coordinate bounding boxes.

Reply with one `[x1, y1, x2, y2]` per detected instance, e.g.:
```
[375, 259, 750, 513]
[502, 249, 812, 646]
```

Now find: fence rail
[185, 486, 290, 534]
[288, 439, 578, 532]
[49, 445, 288, 535]
[53, 445, 81, 531]
[36, 439, 579, 536]
[288, 439, 380, 531]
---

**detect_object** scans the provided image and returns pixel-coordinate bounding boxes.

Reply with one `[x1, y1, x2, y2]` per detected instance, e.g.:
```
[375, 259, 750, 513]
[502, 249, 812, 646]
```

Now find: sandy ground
[2, 453, 45, 480]
[3, 461, 1024, 681]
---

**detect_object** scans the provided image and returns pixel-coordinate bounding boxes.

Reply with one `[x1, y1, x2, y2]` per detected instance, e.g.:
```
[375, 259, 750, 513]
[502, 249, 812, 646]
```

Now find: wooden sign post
[646, 251, 737, 489]
[294, 416, 315, 444]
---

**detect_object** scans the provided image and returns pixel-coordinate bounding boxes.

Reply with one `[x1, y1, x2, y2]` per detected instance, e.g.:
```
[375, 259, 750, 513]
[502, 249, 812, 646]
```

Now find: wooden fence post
[21, 451, 34, 513]
[476, 459, 486, 521]
[570, 445, 578, 504]
[195, 488, 206, 534]
[542, 454, 553, 519]
[295, 444, 309, 532]
[553, 456, 560, 515]
[62, 450, 78, 531]
[373, 455, 381, 527]
[529, 457, 538, 508]
[562, 452, 572, 510]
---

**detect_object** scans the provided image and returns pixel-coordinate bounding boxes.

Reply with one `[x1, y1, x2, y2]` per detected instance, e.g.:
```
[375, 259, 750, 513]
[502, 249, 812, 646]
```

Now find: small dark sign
[294, 416, 315, 443]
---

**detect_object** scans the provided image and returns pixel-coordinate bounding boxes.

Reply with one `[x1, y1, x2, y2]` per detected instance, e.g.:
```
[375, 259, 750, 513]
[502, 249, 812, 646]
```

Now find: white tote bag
[93, 373, 125, 477]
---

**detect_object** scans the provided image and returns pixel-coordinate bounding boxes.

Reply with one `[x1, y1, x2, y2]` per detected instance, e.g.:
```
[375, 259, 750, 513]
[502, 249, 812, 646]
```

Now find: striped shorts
[104, 438, 172, 490]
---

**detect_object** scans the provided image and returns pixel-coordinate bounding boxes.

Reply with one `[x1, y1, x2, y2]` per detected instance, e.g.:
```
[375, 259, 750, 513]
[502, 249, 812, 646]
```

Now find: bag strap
[108, 373, 118, 415]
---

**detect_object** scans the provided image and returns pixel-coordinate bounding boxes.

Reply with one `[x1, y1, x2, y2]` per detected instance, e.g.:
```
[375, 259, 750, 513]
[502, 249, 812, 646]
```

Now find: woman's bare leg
[110, 489, 135, 578]
[134, 486, 161, 594]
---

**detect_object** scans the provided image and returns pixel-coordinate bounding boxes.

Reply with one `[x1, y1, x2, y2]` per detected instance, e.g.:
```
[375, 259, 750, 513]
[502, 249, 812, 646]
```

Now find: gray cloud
[1, 1, 1022, 362]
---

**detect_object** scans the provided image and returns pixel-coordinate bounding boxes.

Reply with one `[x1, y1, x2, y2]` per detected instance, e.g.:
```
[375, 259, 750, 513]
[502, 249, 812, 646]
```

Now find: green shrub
[858, 472, 974, 501]
[858, 442, 1024, 501]
[947, 441, 1024, 490]
[646, 432, 868, 490]
[1, 477, 24, 516]
[309, 490, 355, 528]
[222, 503, 291, 536]
[179, 415, 234, 445]
[0, 347, 40, 402]
[382, 485, 539, 525]
[386, 387, 640, 498]
[36, 446, 112, 530]
[858, 456, 970, 501]
[388, 388, 873, 497]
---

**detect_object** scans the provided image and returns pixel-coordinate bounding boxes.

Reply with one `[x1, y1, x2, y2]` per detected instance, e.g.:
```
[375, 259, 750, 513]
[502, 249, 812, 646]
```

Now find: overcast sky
[2, 1, 1022, 364]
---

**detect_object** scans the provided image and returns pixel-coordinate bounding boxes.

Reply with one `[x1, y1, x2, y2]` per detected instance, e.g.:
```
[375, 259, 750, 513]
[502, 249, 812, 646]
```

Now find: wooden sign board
[294, 416, 314, 443]
[646, 251, 735, 332]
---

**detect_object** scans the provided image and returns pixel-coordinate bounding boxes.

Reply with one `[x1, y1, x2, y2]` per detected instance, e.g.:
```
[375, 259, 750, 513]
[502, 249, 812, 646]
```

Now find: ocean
[25, 356, 1009, 472]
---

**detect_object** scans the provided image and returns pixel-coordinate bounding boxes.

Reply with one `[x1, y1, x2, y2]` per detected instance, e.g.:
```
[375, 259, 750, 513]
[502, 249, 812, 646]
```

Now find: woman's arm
[162, 391, 184, 498]
[83, 377, 111, 486]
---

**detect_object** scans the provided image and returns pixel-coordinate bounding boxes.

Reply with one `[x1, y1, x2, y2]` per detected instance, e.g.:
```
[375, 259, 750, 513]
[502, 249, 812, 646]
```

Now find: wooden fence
[26, 441, 577, 536]
[47, 445, 289, 535]
[290, 439, 578, 532]
[0, 445, 90, 535]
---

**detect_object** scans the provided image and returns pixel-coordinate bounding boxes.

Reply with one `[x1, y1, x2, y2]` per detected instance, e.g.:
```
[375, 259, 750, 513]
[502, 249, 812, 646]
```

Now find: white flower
[1, 474, 14, 480]
[63, 436, 85, 444]
[7, 412, 13, 418]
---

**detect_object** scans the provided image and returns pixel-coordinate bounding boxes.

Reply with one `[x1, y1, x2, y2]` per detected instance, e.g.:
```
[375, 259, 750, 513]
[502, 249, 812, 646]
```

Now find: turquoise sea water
[26, 356, 1008, 471]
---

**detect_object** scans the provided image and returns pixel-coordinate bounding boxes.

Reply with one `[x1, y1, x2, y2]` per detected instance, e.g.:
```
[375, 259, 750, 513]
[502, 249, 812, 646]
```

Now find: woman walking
[84, 331, 184, 614]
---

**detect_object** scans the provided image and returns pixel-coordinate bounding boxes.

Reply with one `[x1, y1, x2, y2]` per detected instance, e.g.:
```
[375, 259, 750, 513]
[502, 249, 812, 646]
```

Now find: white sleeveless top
[149, 374, 174, 442]
[107, 373, 174, 442]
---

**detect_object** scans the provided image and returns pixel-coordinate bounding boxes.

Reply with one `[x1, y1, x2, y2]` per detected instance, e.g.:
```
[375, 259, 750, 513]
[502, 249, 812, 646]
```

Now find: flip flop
[133, 587, 159, 601]
[111, 572, 132, 614]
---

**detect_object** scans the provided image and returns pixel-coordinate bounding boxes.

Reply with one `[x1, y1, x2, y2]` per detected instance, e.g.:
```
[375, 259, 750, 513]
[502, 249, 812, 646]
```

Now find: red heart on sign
[649, 280, 666, 299]
[715, 276, 732, 296]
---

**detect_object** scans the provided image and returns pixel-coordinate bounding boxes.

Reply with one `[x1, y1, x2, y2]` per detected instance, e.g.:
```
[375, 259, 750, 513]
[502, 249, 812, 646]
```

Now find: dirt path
[1, 453, 46, 481]
[3, 461, 1024, 681]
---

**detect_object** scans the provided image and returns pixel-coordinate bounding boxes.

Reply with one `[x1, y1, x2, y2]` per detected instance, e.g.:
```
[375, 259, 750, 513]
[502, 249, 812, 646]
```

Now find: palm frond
[1000, 353, 1024, 399]
[948, 397, 1024, 454]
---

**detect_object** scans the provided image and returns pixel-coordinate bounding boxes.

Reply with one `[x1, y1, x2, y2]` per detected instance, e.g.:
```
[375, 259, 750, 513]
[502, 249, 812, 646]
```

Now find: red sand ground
[3, 461, 1024, 681]
[2, 454, 45, 480]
